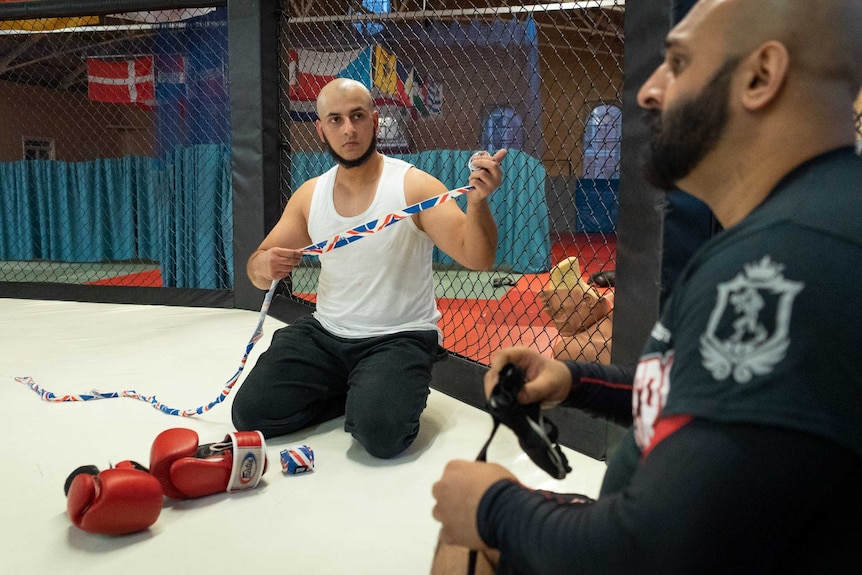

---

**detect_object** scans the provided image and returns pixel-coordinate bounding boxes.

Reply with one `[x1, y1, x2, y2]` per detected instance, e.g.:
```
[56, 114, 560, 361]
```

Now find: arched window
[481, 106, 524, 152]
[353, 0, 389, 36]
[583, 104, 622, 179]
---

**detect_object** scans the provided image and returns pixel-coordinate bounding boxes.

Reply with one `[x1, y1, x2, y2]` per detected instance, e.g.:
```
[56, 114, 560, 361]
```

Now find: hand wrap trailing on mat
[14, 185, 474, 417]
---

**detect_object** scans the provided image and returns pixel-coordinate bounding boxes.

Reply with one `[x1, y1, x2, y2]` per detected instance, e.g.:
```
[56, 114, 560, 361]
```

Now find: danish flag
[87, 56, 155, 107]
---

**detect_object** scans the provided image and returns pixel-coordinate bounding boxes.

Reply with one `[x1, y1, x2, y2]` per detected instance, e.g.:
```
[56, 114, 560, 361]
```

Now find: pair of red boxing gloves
[64, 428, 268, 535]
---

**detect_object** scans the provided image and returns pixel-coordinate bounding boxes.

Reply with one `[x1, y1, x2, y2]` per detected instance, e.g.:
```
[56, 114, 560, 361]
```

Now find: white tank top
[308, 156, 441, 340]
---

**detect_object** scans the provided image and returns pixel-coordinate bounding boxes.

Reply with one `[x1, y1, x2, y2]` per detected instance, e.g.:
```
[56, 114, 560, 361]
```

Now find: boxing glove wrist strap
[225, 431, 266, 492]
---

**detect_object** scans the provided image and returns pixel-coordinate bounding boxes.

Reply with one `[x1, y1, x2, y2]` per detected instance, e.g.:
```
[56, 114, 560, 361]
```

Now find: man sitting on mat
[232, 78, 506, 459]
[432, 0, 862, 571]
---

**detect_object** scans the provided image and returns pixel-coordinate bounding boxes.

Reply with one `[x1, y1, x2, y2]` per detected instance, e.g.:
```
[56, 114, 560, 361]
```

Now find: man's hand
[248, 247, 304, 289]
[432, 460, 516, 549]
[467, 148, 508, 201]
[484, 347, 573, 409]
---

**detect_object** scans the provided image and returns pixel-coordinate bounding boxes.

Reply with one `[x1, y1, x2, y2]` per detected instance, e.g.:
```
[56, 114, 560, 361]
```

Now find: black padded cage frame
[0, 0, 744, 460]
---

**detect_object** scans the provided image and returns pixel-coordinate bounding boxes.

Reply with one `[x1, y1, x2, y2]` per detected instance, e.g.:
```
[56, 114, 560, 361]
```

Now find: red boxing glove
[149, 428, 267, 499]
[64, 461, 163, 535]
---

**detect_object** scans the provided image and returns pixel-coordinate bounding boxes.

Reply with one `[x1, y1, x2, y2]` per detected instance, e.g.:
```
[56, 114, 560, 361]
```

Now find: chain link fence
[281, 0, 625, 366]
[857, 93, 862, 155]
[0, 3, 231, 290]
[2, 1, 860, 369]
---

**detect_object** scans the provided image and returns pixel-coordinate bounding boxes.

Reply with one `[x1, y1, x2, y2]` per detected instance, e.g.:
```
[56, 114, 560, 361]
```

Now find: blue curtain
[575, 179, 618, 233]
[0, 144, 232, 289]
[0, 157, 159, 262]
[158, 145, 233, 289]
[289, 149, 551, 273]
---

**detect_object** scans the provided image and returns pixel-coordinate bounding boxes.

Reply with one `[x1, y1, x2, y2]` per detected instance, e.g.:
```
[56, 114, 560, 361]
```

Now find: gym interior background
[1, 0, 860, 458]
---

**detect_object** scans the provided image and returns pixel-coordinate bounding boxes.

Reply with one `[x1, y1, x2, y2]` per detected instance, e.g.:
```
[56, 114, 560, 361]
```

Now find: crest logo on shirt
[700, 256, 803, 383]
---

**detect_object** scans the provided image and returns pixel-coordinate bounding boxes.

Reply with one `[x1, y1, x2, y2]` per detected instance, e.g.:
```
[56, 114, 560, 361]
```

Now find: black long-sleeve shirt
[563, 362, 634, 427]
[479, 419, 862, 574]
[475, 149, 862, 575]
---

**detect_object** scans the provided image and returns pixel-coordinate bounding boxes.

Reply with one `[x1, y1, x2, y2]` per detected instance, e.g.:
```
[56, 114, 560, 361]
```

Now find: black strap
[467, 418, 502, 575]
[476, 419, 500, 464]
[467, 550, 479, 575]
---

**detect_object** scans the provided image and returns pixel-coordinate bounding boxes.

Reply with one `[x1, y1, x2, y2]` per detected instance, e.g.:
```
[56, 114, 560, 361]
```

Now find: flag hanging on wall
[287, 45, 442, 121]
[405, 67, 427, 116]
[424, 75, 443, 117]
[0, 16, 99, 32]
[0, 1, 99, 33]
[87, 56, 155, 107]
[157, 54, 185, 90]
[373, 45, 398, 95]
[373, 46, 413, 108]
[288, 47, 372, 101]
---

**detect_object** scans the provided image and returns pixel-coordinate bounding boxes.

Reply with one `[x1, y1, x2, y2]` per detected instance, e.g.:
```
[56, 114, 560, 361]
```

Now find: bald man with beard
[233, 78, 506, 459]
[431, 1, 862, 573]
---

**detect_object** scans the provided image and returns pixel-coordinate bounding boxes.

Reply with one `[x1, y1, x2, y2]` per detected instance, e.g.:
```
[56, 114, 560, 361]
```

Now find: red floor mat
[441, 233, 616, 362]
[84, 269, 163, 287]
[550, 232, 616, 275]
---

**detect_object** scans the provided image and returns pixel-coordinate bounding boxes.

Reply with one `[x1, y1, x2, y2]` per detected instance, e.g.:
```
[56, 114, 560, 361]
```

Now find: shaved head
[316, 78, 374, 118]
[690, 0, 862, 96]
[637, 0, 860, 225]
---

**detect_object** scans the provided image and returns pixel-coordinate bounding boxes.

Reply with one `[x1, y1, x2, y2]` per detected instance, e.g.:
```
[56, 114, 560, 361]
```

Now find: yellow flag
[373, 45, 397, 95]
[0, 16, 100, 32]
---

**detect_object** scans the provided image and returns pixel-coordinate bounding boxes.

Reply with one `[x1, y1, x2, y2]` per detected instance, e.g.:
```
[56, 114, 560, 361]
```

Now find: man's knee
[230, 393, 293, 438]
[231, 398, 255, 432]
[350, 419, 419, 459]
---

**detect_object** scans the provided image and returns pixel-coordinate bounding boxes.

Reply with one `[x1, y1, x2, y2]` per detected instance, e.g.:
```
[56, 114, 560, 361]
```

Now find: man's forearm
[246, 250, 272, 290]
[477, 421, 855, 575]
[463, 198, 498, 270]
[562, 361, 635, 426]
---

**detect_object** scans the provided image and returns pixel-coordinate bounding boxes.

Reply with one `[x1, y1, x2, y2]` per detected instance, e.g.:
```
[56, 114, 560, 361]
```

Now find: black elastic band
[467, 418, 501, 575]
[476, 419, 500, 463]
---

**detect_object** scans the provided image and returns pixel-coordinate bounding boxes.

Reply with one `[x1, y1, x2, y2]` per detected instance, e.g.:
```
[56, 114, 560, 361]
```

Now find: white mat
[0, 297, 606, 574]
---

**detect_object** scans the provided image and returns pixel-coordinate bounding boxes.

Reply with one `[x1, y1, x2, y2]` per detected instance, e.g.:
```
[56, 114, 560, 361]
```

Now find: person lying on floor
[537, 256, 613, 364]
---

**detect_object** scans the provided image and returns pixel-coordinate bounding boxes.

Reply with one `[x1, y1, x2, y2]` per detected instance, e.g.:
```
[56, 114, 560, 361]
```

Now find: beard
[323, 134, 378, 169]
[642, 57, 740, 191]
